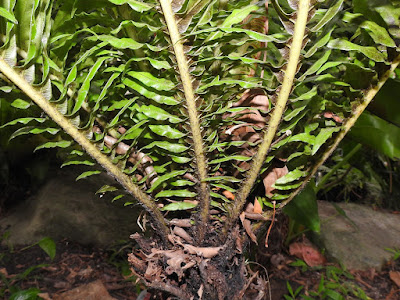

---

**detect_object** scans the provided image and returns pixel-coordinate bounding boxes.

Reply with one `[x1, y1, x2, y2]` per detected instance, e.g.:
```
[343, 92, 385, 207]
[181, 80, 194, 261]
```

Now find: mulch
[0, 239, 141, 300]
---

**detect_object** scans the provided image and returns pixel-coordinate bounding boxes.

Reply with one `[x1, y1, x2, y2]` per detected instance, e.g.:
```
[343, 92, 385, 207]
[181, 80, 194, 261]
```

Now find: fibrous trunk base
[129, 226, 268, 299]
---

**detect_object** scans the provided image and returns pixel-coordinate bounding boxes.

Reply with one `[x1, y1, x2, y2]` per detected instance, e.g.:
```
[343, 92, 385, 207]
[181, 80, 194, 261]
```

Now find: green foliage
[0, 0, 398, 273]
[285, 264, 371, 300]
[283, 182, 320, 244]
[9, 288, 42, 300]
[385, 247, 400, 261]
[0, 236, 55, 298]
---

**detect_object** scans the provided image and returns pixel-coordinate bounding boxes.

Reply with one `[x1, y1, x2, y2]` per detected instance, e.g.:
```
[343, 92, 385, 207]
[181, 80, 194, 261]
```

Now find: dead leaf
[389, 271, 400, 287]
[240, 211, 258, 244]
[289, 241, 326, 267]
[182, 244, 222, 258]
[0, 268, 8, 277]
[197, 284, 204, 299]
[77, 267, 94, 279]
[323, 111, 343, 123]
[263, 165, 288, 197]
[173, 226, 193, 243]
[223, 190, 235, 200]
[169, 218, 192, 227]
[53, 280, 115, 300]
[253, 197, 262, 214]
[38, 293, 52, 300]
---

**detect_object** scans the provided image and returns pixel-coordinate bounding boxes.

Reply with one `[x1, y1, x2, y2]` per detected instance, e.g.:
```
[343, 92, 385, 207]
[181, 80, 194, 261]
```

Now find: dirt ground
[1, 219, 399, 300]
[0, 168, 399, 299]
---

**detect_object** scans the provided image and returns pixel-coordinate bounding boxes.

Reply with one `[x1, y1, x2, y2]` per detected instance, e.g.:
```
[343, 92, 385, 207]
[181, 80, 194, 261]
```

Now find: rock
[53, 280, 116, 300]
[0, 167, 143, 246]
[315, 201, 400, 270]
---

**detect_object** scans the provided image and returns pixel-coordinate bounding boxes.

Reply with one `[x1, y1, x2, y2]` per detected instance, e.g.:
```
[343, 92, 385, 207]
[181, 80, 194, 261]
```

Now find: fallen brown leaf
[38, 293, 52, 300]
[240, 211, 258, 244]
[289, 241, 326, 267]
[263, 165, 288, 197]
[389, 271, 400, 287]
[0, 268, 8, 277]
[253, 197, 262, 214]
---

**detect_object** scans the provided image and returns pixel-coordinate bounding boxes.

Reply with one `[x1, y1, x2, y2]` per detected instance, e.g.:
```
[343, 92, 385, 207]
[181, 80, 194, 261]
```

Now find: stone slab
[315, 201, 400, 270]
[53, 280, 116, 300]
[0, 167, 142, 246]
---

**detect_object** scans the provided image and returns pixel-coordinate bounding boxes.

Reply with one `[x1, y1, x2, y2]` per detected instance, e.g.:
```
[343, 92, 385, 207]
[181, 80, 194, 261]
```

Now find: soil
[1, 217, 399, 299]
[1, 167, 399, 299]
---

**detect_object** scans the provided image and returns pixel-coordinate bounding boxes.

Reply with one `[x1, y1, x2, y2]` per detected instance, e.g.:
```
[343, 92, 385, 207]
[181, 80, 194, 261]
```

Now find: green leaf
[202, 176, 241, 183]
[71, 56, 109, 115]
[156, 190, 197, 198]
[299, 50, 331, 80]
[94, 35, 143, 50]
[197, 77, 259, 92]
[368, 78, 400, 127]
[283, 182, 320, 232]
[305, 27, 335, 58]
[274, 169, 307, 185]
[123, 78, 179, 105]
[65, 65, 77, 87]
[221, 5, 258, 28]
[0, 7, 18, 24]
[10, 126, 59, 140]
[35, 141, 72, 151]
[160, 201, 198, 211]
[171, 155, 192, 164]
[9, 288, 40, 300]
[312, 127, 341, 155]
[143, 141, 188, 153]
[107, 0, 152, 12]
[76, 170, 101, 180]
[138, 105, 183, 123]
[171, 179, 195, 187]
[61, 159, 95, 167]
[288, 133, 315, 145]
[311, 0, 344, 32]
[148, 169, 188, 192]
[127, 71, 175, 92]
[11, 99, 30, 109]
[327, 39, 386, 62]
[38, 237, 56, 260]
[0, 117, 46, 128]
[360, 20, 396, 47]
[176, 0, 211, 33]
[117, 121, 146, 141]
[349, 111, 400, 160]
[96, 185, 119, 194]
[209, 155, 252, 164]
[128, 57, 171, 70]
[148, 125, 185, 139]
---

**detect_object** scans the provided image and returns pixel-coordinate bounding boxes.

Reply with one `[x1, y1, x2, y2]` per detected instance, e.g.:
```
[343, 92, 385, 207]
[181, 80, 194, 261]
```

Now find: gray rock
[0, 167, 143, 246]
[315, 201, 400, 270]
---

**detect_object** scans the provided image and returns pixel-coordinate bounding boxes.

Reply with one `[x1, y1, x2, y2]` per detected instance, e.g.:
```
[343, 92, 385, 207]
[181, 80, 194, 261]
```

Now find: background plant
[0, 0, 399, 299]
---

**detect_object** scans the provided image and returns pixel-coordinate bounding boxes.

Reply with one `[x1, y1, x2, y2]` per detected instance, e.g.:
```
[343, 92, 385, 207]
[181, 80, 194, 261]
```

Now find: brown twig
[265, 201, 276, 248]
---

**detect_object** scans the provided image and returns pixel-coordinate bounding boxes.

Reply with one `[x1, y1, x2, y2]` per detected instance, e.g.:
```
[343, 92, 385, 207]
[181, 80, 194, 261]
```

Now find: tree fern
[0, 0, 399, 298]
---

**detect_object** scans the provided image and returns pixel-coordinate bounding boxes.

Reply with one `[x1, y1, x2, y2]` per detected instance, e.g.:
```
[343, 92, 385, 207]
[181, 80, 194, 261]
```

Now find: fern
[0, 0, 399, 298]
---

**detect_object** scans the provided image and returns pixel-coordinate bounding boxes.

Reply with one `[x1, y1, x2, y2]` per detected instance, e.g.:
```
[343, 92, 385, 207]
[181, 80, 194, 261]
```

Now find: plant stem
[316, 143, 361, 192]
[159, 0, 210, 243]
[224, 0, 311, 233]
[0, 57, 170, 243]
[280, 54, 400, 207]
